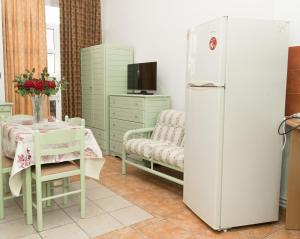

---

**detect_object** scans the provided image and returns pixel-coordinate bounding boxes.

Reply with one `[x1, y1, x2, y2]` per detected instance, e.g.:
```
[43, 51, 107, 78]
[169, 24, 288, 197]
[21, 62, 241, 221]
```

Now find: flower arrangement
[14, 67, 67, 123]
[14, 67, 66, 96]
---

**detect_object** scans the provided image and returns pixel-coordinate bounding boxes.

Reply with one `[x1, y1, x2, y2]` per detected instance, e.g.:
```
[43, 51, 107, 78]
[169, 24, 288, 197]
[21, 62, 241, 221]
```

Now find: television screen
[127, 62, 157, 91]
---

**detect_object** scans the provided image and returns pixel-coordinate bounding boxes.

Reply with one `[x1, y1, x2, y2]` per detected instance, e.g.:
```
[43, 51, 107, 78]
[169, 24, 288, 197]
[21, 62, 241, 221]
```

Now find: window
[45, 5, 61, 119]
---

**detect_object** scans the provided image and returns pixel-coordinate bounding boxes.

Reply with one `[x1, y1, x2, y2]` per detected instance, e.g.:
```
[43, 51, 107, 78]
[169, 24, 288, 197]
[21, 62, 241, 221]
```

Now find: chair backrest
[33, 127, 85, 176]
[65, 115, 85, 126]
[151, 110, 185, 146]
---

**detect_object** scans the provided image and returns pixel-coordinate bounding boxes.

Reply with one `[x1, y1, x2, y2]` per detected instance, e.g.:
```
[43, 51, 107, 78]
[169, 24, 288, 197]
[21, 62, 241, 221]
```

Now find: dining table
[0, 116, 104, 197]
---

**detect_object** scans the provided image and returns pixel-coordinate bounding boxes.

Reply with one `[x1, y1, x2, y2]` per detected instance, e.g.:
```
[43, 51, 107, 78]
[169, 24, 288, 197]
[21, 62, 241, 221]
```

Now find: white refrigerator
[183, 17, 289, 230]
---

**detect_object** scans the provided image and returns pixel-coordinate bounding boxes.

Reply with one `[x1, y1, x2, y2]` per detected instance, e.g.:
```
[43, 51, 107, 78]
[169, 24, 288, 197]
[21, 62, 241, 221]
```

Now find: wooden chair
[0, 126, 32, 224]
[32, 127, 85, 231]
[65, 115, 85, 126]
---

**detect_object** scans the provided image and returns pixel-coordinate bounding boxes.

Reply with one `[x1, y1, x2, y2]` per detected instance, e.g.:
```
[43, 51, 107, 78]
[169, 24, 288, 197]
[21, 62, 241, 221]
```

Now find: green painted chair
[32, 127, 85, 231]
[0, 126, 32, 224]
[65, 115, 85, 126]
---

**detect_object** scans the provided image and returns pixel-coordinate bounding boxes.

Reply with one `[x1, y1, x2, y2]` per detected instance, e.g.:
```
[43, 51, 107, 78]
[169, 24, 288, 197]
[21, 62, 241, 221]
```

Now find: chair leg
[0, 172, 4, 219]
[36, 179, 43, 231]
[63, 178, 69, 205]
[122, 152, 127, 175]
[80, 174, 86, 218]
[25, 168, 32, 224]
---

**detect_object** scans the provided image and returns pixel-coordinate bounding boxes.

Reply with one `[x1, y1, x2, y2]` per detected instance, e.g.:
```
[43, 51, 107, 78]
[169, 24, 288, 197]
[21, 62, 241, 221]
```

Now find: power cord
[278, 113, 300, 150]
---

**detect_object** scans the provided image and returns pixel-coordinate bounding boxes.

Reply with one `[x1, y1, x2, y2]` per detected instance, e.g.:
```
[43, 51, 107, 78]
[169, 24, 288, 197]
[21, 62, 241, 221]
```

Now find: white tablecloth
[1, 118, 104, 196]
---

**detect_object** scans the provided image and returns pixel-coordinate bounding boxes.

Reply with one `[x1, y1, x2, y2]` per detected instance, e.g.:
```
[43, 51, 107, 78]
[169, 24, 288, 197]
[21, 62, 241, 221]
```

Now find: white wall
[103, 0, 277, 109]
[103, 0, 300, 206]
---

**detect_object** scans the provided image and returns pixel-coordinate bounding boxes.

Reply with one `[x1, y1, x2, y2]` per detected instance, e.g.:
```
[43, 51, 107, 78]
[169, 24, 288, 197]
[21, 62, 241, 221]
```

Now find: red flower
[34, 81, 44, 91]
[24, 80, 35, 89]
[45, 80, 56, 89]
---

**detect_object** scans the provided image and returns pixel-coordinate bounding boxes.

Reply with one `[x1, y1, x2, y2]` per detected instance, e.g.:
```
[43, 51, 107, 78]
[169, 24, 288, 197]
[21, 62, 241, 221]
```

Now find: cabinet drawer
[110, 96, 144, 110]
[0, 105, 11, 112]
[110, 119, 143, 132]
[110, 108, 144, 123]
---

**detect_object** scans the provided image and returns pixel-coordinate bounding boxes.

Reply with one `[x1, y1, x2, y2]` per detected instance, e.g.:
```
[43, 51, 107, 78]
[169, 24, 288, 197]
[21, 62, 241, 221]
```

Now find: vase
[31, 95, 44, 123]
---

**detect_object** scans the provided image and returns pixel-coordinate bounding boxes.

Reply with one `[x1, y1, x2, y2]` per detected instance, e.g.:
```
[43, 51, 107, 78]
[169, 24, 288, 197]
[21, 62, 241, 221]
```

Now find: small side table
[286, 119, 300, 230]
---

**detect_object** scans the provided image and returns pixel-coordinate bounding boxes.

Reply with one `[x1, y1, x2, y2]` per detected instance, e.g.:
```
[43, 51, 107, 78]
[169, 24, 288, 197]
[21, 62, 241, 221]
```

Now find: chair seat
[152, 145, 184, 170]
[124, 138, 171, 158]
[35, 162, 79, 176]
[1, 156, 13, 169]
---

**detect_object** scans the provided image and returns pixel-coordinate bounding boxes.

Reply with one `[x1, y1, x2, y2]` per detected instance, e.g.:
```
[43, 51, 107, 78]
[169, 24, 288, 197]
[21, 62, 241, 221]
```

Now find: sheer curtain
[60, 0, 101, 117]
[2, 0, 49, 115]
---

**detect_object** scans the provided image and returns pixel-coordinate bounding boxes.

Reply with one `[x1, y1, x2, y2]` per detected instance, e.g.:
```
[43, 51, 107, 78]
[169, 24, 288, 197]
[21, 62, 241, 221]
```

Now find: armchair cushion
[151, 110, 185, 146]
[124, 138, 171, 158]
[152, 145, 184, 170]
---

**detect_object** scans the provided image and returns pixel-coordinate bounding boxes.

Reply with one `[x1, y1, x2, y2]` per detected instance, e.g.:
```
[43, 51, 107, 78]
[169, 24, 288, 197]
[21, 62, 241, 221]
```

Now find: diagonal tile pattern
[1, 155, 299, 239]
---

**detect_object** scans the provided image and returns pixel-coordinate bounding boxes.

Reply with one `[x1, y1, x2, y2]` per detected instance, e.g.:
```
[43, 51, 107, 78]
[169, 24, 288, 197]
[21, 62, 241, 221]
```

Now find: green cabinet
[109, 94, 171, 156]
[81, 44, 133, 154]
[0, 103, 13, 119]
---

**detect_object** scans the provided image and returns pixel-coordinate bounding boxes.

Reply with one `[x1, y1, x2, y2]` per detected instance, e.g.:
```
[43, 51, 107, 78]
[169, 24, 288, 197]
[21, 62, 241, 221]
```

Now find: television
[127, 62, 157, 94]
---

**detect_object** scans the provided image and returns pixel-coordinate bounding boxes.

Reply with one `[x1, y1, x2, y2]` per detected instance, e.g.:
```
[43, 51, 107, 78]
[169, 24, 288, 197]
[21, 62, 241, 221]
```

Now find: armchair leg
[0, 173, 4, 220]
[63, 178, 69, 205]
[122, 152, 127, 175]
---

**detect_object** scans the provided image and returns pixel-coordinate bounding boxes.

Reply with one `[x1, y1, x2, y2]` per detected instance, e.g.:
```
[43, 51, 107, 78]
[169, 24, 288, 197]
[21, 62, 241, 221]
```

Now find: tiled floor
[0, 176, 152, 239]
[95, 156, 300, 239]
[2, 156, 300, 239]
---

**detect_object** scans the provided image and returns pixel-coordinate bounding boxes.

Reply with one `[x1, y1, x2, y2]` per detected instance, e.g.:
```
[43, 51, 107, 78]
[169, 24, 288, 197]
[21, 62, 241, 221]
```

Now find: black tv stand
[130, 91, 154, 95]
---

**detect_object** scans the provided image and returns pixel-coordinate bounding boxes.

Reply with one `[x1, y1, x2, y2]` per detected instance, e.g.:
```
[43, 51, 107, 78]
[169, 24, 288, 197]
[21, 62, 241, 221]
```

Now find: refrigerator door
[187, 17, 227, 85]
[183, 86, 225, 230]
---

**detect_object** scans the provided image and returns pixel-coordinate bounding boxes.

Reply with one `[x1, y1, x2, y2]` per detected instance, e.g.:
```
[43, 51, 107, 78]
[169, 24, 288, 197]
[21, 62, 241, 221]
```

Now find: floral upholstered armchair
[122, 110, 185, 185]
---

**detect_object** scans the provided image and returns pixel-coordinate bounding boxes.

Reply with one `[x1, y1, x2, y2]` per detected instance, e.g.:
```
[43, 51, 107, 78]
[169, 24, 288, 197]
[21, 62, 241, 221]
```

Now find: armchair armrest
[123, 127, 155, 142]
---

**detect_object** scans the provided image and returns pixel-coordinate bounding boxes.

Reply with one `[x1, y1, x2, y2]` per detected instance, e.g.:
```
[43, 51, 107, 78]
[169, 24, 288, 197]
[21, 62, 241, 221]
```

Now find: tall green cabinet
[81, 44, 133, 154]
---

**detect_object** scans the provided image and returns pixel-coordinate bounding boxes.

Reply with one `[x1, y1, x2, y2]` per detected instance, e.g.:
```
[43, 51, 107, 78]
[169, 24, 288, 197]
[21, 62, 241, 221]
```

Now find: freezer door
[183, 86, 224, 230]
[187, 17, 227, 85]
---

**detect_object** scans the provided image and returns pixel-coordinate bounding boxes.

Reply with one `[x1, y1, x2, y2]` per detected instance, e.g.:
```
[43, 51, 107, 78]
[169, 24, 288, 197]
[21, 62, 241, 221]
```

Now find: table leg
[25, 167, 32, 225]
[286, 130, 300, 229]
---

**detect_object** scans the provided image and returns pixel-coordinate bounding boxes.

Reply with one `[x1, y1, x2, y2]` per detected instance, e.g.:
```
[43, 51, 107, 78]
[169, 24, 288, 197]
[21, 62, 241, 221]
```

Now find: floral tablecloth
[1, 118, 104, 196]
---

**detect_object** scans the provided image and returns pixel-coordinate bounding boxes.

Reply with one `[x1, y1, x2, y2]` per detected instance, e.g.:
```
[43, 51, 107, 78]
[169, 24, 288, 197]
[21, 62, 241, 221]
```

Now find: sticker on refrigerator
[209, 37, 217, 50]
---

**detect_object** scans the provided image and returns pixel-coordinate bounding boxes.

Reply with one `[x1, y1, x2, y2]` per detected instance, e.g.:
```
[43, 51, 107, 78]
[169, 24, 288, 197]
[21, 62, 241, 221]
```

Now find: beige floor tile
[63, 200, 105, 221]
[94, 195, 132, 212]
[110, 205, 152, 226]
[0, 218, 36, 239]
[5, 198, 18, 208]
[40, 223, 89, 239]
[70, 178, 102, 190]
[76, 213, 123, 237]
[0, 204, 24, 224]
[54, 193, 81, 208]
[33, 209, 73, 231]
[20, 234, 41, 239]
[86, 185, 116, 201]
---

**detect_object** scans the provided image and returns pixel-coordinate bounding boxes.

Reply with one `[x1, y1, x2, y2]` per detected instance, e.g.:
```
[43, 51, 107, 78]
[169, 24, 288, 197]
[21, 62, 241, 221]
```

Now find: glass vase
[31, 95, 44, 123]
